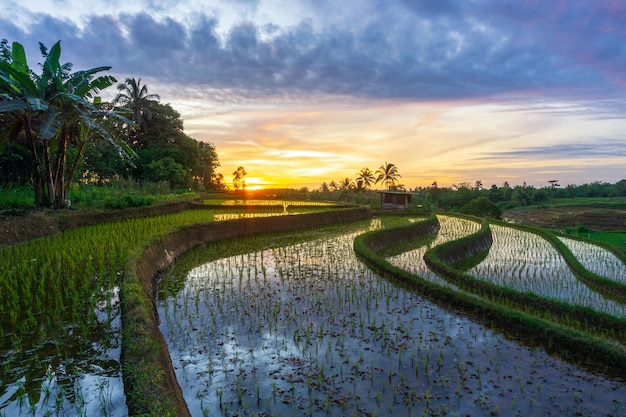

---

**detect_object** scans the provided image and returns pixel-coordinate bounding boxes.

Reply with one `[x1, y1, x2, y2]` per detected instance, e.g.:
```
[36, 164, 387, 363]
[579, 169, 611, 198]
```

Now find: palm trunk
[42, 141, 56, 207]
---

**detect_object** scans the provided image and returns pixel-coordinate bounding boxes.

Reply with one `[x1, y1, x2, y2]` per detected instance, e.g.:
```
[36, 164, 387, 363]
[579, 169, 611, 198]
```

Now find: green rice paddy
[2, 204, 625, 416]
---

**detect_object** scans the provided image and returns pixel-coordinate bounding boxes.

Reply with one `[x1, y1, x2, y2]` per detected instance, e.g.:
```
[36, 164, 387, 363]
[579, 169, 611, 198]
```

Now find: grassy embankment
[0, 200, 368, 416]
[506, 197, 626, 253]
[354, 215, 626, 376]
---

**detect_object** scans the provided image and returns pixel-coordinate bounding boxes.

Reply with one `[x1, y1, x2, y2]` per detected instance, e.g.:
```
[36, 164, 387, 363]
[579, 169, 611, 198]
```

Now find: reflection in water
[159, 218, 626, 417]
[468, 225, 626, 316]
[387, 215, 481, 290]
[0, 287, 126, 417]
[559, 236, 626, 284]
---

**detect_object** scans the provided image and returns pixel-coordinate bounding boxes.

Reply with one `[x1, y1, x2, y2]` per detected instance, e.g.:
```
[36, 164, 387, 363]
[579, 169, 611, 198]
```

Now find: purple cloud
[1, 0, 623, 101]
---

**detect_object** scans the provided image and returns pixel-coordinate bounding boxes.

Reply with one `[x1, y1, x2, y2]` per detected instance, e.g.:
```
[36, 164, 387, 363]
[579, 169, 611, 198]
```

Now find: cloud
[398, 0, 464, 17]
[2, 0, 622, 102]
[124, 13, 187, 52]
[480, 138, 626, 160]
[486, 1, 626, 81]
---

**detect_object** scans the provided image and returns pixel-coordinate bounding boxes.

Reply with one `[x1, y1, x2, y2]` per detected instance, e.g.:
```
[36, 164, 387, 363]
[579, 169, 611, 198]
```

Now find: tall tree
[375, 162, 401, 190]
[0, 40, 131, 207]
[338, 177, 354, 191]
[128, 101, 204, 189]
[232, 166, 247, 191]
[197, 141, 220, 190]
[356, 167, 375, 190]
[113, 77, 160, 139]
[211, 172, 228, 191]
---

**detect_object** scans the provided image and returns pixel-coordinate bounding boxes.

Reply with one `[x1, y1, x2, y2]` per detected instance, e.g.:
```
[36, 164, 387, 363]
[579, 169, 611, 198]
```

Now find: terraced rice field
[3, 205, 626, 416]
[157, 216, 626, 417]
[559, 236, 626, 284]
[467, 225, 626, 317]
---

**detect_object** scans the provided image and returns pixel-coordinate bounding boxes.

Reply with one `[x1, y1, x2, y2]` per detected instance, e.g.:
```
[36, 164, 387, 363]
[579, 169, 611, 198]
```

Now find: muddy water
[158, 218, 626, 417]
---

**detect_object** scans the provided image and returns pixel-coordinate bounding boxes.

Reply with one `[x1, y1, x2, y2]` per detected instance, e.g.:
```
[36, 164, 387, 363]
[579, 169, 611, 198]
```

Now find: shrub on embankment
[354, 215, 626, 376]
[122, 207, 371, 416]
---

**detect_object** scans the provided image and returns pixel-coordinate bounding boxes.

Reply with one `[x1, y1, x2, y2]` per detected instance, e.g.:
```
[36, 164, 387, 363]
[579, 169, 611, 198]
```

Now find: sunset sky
[3, 0, 626, 190]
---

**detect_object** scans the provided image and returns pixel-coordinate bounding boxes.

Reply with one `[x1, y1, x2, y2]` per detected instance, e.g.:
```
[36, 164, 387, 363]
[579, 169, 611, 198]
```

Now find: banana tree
[0, 40, 134, 207]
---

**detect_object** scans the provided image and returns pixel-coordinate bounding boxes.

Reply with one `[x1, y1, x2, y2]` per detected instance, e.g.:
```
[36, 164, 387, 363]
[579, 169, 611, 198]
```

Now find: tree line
[0, 39, 226, 208]
[313, 159, 626, 217]
[319, 162, 403, 193]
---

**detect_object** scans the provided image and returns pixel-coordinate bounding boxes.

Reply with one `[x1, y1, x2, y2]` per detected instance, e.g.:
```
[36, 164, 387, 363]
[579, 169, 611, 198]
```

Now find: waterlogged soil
[158, 218, 626, 417]
[0, 202, 344, 416]
[503, 205, 626, 232]
[0, 202, 196, 416]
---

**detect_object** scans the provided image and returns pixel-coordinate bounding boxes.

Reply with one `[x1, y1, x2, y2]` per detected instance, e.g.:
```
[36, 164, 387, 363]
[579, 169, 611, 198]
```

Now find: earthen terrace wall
[123, 207, 371, 416]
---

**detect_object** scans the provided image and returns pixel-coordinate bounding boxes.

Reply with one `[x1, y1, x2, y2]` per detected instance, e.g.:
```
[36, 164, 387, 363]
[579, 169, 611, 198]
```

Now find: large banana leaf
[0, 100, 29, 112]
[10, 41, 29, 75]
[0, 61, 39, 97]
[40, 111, 62, 141]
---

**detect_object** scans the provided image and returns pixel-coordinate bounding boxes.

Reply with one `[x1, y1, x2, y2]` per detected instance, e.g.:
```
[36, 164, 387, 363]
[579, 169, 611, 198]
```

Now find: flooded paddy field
[158, 217, 626, 417]
[0, 205, 322, 416]
[467, 225, 626, 317]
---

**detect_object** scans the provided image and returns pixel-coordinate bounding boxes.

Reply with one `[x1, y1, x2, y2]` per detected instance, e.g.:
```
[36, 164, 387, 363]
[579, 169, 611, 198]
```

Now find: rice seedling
[386, 215, 480, 290]
[558, 236, 626, 285]
[467, 225, 626, 317]
[157, 216, 626, 417]
[203, 199, 336, 207]
[0, 205, 333, 416]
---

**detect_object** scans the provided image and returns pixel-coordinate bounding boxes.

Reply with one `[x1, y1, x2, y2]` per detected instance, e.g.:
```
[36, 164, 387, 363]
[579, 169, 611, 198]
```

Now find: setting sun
[241, 176, 268, 191]
[245, 185, 265, 191]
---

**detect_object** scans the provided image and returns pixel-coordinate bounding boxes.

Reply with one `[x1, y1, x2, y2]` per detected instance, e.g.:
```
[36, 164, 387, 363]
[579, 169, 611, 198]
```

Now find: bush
[0, 185, 35, 209]
[459, 197, 502, 218]
[103, 195, 155, 209]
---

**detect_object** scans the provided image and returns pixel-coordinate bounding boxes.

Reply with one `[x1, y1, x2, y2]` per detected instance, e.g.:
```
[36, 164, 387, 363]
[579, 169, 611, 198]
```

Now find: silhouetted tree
[375, 162, 401, 190]
[356, 167, 376, 190]
[233, 166, 247, 190]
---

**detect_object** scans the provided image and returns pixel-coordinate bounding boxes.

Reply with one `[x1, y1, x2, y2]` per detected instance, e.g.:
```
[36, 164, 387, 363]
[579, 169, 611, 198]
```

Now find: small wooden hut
[377, 191, 412, 211]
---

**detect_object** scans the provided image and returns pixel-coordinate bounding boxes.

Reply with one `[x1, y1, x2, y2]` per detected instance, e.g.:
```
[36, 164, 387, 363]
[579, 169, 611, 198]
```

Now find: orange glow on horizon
[239, 176, 271, 191]
[245, 185, 266, 191]
[187, 96, 626, 191]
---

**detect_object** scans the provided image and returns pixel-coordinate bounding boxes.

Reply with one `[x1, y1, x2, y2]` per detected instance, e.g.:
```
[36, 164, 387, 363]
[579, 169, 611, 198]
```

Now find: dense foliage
[0, 40, 130, 207]
[0, 40, 225, 208]
[310, 177, 626, 213]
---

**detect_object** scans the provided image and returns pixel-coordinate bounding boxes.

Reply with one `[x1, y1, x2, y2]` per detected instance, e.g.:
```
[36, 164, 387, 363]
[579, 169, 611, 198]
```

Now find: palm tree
[338, 177, 354, 191]
[113, 77, 160, 135]
[356, 167, 375, 190]
[375, 162, 401, 190]
[0, 40, 131, 207]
